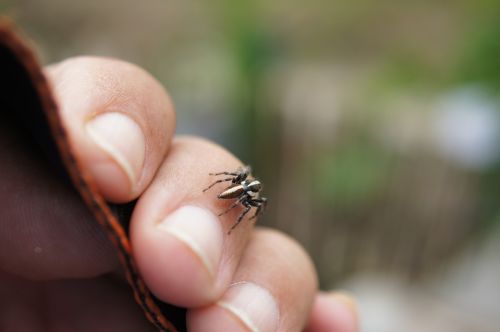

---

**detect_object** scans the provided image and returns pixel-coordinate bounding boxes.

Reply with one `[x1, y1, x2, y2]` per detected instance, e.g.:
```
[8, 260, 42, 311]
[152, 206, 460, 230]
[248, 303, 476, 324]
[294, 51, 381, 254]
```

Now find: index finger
[45, 56, 175, 202]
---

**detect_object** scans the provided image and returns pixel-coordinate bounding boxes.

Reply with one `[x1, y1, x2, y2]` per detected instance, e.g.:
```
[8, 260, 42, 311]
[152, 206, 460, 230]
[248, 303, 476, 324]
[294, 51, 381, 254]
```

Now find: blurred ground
[2, 1, 500, 330]
[349, 230, 500, 332]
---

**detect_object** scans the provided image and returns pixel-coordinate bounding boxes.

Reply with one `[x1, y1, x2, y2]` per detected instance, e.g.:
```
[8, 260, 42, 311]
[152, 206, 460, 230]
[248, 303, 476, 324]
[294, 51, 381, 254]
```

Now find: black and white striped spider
[203, 165, 267, 234]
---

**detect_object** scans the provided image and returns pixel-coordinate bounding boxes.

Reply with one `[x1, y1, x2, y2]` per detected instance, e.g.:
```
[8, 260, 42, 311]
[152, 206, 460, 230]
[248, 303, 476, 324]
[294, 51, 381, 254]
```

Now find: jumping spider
[203, 165, 267, 234]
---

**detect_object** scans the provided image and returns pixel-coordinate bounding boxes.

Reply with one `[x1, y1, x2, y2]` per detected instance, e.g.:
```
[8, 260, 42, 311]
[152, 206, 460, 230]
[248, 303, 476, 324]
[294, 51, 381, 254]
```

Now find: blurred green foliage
[315, 140, 391, 208]
[457, 14, 500, 91]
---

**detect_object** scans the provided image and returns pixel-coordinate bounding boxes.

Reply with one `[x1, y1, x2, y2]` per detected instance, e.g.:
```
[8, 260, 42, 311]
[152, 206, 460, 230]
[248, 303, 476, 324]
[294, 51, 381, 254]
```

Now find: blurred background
[2, 0, 500, 330]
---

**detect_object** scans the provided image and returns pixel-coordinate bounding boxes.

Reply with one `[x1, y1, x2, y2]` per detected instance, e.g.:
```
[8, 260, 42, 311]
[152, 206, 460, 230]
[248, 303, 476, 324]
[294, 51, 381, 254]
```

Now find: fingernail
[328, 292, 359, 332]
[158, 206, 223, 276]
[86, 112, 145, 191]
[217, 282, 279, 332]
[329, 292, 357, 314]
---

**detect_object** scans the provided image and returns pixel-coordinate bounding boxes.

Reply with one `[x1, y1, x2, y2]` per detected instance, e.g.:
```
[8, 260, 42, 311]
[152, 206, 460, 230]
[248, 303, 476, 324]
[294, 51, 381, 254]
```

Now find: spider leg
[208, 171, 239, 176]
[228, 203, 251, 234]
[202, 177, 234, 192]
[218, 196, 244, 216]
[249, 198, 267, 220]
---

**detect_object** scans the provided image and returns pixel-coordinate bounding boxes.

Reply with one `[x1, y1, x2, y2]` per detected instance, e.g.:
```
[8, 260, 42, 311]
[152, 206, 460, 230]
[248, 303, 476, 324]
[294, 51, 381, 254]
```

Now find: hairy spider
[203, 165, 267, 234]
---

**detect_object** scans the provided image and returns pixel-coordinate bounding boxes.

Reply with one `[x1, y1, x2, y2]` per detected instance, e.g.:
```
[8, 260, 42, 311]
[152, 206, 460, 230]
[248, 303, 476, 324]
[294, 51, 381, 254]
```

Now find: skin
[0, 56, 358, 332]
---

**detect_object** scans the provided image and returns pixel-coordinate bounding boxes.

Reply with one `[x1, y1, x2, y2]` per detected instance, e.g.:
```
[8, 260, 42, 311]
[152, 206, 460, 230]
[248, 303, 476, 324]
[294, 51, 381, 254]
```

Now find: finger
[45, 56, 175, 202]
[304, 292, 359, 332]
[131, 137, 259, 307]
[187, 228, 318, 332]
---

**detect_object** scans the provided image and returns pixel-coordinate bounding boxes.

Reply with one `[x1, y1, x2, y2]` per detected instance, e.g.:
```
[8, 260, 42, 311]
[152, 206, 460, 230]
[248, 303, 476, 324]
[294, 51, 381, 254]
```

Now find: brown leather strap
[0, 17, 186, 332]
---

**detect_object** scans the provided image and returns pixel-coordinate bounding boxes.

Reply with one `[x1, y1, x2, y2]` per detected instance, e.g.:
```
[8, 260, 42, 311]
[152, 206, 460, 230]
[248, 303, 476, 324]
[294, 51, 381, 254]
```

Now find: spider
[203, 165, 267, 234]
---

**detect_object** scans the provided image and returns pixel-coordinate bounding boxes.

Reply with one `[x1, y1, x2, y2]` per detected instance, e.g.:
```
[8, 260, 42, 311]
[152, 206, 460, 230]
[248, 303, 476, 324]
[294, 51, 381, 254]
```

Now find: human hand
[0, 56, 358, 332]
